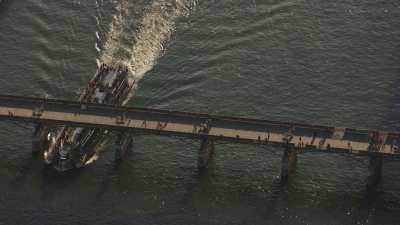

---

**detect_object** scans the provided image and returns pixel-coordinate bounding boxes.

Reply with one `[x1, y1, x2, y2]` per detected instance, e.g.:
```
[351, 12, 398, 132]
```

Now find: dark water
[0, 0, 399, 224]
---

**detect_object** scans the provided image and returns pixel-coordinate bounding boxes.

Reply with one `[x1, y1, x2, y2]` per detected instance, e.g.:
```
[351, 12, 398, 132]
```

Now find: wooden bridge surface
[0, 95, 399, 156]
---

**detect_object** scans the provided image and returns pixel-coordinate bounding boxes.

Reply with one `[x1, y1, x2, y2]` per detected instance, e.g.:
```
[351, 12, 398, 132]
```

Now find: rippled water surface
[0, 0, 399, 224]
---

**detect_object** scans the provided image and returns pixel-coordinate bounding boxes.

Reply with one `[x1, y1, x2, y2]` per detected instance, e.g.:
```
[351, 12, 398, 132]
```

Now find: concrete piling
[32, 123, 49, 153]
[367, 153, 383, 188]
[115, 132, 133, 161]
[281, 145, 297, 180]
[198, 137, 214, 169]
[366, 132, 385, 188]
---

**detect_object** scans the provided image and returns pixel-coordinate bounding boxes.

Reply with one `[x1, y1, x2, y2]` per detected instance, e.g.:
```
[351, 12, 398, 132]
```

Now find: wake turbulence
[32, 0, 198, 171]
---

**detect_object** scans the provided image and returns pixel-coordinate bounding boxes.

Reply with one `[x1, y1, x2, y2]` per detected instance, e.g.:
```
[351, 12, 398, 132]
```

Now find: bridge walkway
[0, 95, 398, 156]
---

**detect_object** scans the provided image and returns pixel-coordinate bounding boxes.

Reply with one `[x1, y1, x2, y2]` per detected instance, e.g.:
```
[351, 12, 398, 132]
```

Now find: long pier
[0, 95, 399, 185]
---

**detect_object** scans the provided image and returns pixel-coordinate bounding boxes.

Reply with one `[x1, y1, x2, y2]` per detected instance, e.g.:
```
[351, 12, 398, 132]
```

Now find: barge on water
[33, 64, 135, 171]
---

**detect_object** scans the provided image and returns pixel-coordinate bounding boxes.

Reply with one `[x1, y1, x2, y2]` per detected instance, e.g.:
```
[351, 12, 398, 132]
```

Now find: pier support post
[32, 123, 49, 153]
[115, 132, 133, 162]
[198, 137, 214, 170]
[366, 132, 385, 188]
[32, 139, 41, 153]
[281, 144, 297, 180]
[367, 153, 383, 188]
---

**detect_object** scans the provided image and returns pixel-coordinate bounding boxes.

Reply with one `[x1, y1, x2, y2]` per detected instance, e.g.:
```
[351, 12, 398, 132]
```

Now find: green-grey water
[0, 0, 399, 224]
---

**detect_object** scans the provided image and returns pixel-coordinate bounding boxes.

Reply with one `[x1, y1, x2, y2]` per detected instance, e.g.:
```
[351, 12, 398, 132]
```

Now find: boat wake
[38, 0, 198, 171]
[96, 0, 198, 104]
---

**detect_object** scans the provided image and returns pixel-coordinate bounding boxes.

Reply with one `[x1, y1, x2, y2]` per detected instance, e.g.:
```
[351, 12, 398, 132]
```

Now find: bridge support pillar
[281, 145, 297, 180]
[32, 123, 49, 153]
[115, 132, 133, 162]
[32, 140, 41, 153]
[367, 153, 383, 188]
[198, 138, 214, 170]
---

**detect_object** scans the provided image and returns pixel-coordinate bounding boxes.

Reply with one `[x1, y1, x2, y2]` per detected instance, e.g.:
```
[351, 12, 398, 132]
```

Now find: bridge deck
[0, 95, 399, 156]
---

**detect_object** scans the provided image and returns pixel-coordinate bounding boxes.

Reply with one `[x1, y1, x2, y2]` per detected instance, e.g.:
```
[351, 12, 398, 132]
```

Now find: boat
[40, 63, 135, 171]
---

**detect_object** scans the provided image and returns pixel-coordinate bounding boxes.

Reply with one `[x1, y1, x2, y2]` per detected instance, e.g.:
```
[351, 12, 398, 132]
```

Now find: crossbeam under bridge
[0, 94, 398, 186]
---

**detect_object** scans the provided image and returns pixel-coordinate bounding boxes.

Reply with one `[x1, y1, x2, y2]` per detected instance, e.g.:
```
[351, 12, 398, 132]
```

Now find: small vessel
[39, 63, 135, 171]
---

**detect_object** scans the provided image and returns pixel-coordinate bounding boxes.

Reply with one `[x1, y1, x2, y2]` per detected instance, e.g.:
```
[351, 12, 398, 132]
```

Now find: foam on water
[98, 0, 197, 104]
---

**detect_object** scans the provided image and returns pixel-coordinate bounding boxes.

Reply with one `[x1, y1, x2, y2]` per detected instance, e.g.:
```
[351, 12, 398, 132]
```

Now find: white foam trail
[96, 58, 101, 68]
[100, 0, 131, 65]
[95, 31, 101, 41]
[95, 16, 100, 26]
[95, 43, 101, 53]
[99, 0, 198, 103]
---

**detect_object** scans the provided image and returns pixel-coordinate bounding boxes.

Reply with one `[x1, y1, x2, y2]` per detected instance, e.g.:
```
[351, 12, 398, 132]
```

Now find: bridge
[0, 94, 399, 186]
